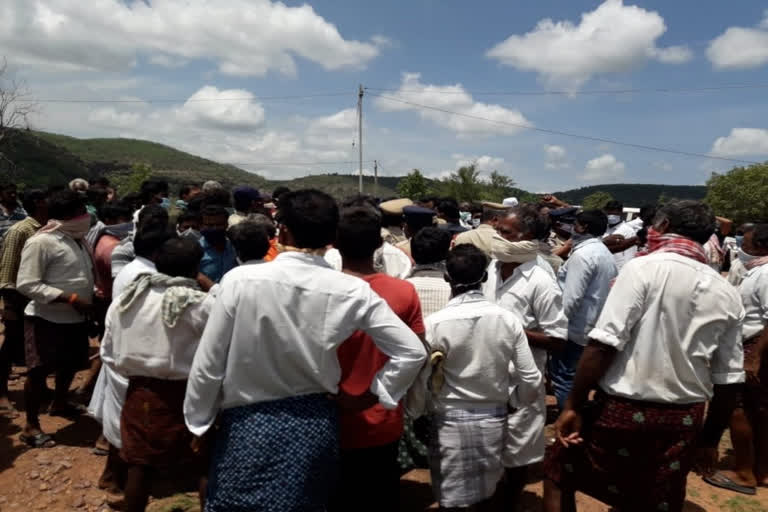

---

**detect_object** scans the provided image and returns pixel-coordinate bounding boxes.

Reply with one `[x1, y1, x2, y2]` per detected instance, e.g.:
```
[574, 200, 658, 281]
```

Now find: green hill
[553, 184, 707, 207]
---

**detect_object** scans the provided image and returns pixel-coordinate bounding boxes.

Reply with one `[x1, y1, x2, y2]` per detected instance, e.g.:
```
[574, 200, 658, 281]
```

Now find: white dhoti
[87, 364, 129, 448]
[504, 347, 547, 468]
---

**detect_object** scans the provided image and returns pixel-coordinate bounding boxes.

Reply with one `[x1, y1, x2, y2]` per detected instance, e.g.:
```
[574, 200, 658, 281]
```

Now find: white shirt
[183, 251, 427, 436]
[728, 257, 747, 287]
[739, 264, 768, 341]
[425, 291, 542, 410]
[325, 243, 413, 280]
[483, 258, 568, 370]
[17, 232, 95, 324]
[590, 252, 745, 404]
[407, 266, 452, 318]
[603, 222, 637, 270]
[112, 256, 156, 299]
[101, 286, 213, 380]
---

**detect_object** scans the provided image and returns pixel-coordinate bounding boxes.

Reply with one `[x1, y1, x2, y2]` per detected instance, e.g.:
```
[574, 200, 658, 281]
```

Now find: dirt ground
[0, 367, 766, 512]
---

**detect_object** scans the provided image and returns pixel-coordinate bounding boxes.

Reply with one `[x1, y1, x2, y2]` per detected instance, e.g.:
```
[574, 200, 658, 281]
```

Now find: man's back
[592, 252, 744, 403]
[407, 270, 451, 318]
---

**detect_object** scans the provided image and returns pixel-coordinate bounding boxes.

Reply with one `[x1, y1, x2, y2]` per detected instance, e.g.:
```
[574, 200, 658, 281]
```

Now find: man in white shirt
[602, 201, 638, 271]
[704, 224, 768, 494]
[425, 244, 541, 509]
[484, 205, 568, 509]
[16, 190, 94, 448]
[407, 227, 453, 318]
[227, 220, 271, 266]
[101, 238, 211, 512]
[183, 189, 426, 512]
[544, 201, 746, 512]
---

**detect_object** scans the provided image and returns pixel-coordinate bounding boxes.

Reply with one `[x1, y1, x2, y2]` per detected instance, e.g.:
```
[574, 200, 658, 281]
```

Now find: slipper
[91, 446, 109, 456]
[48, 402, 87, 418]
[703, 472, 757, 495]
[0, 405, 20, 419]
[20, 432, 56, 448]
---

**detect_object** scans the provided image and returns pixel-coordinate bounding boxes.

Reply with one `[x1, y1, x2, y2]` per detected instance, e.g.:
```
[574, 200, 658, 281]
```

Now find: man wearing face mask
[602, 201, 638, 271]
[728, 224, 755, 286]
[16, 190, 95, 448]
[550, 210, 617, 411]
[199, 205, 237, 283]
[176, 211, 202, 242]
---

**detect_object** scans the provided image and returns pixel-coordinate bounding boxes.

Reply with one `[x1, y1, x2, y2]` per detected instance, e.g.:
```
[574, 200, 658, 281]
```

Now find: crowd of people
[0, 176, 765, 512]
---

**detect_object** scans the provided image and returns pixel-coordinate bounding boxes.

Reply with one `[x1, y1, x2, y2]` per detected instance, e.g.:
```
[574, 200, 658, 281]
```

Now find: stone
[35, 455, 51, 466]
[27, 471, 40, 480]
[71, 495, 85, 508]
[39, 483, 49, 491]
[60, 460, 73, 469]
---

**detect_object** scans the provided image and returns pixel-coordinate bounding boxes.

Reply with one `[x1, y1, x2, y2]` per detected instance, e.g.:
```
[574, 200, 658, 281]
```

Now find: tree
[397, 169, 428, 199]
[442, 164, 483, 203]
[581, 191, 614, 210]
[706, 163, 768, 224]
[483, 171, 516, 202]
[110, 163, 153, 196]
[0, 57, 37, 180]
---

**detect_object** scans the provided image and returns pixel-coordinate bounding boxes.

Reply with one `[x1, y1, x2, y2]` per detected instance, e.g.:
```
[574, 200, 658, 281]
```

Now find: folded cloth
[117, 273, 205, 327]
[429, 406, 506, 508]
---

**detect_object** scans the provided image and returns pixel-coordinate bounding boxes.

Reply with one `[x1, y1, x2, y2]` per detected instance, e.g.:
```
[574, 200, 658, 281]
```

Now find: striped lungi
[429, 406, 506, 508]
[544, 391, 705, 512]
[205, 393, 339, 512]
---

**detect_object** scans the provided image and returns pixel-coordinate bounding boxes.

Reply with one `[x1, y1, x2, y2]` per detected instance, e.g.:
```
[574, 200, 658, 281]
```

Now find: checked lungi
[429, 406, 506, 508]
[741, 337, 768, 418]
[545, 391, 705, 512]
[205, 393, 339, 512]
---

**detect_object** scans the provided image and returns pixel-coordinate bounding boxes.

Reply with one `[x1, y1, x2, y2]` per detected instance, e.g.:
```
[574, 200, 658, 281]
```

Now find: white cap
[502, 197, 519, 207]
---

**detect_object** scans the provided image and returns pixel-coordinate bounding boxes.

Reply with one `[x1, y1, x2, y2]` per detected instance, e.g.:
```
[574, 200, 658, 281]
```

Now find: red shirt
[337, 273, 425, 450]
[94, 234, 121, 300]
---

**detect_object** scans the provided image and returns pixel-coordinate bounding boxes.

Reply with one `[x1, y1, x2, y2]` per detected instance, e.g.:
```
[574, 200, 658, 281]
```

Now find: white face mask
[738, 248, 759, 265]
[607, 214, 622, 226]
[177, 227, 202, 242]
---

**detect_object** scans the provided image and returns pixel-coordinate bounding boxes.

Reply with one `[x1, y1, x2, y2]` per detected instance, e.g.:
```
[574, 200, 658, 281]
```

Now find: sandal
[20, 432, 56, 448]
[703, 472, 757, 495]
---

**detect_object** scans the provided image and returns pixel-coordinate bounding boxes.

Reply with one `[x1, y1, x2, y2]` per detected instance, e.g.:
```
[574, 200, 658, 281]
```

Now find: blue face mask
[735, 235, 744, 248]
[606, 214, 622, 226]
[738, 248, 758, 265]
[160, 197, 171, 210]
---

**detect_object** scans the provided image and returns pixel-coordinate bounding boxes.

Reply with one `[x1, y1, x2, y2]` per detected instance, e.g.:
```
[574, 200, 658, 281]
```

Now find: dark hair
[99, 201, 132, 223]
[138, 204, 169, 230]
[155, 238, 203, 279]
[139, 180, 163, 204]
[179, 184, 199, 200]
[233, 188, 261, 213]
[405, 211, 435, 233]
[245, 213, 277, 238]
[438, 199, 460, 221]
[277, 189, 339, 249]
[422, 196, 439, 206]
[639, 205, 657, 224]
[412, 227, 452, 265]
[201, 188, 232, 208]
[751, 224, 768, 250]
[134, 227, 174, 259]
[511, 203, 549, 240]
[576, 210, 608, 237]
[341, 194, 378, 210]
[446, 244, 488, 289]
[121, 192, 141, 212]
[177, 210, 201, 227]
[201, 205, 229, 219]
[48, 190, 86, 220]
[604, 200, 624, 212]
[90, 176, 110, 188]
[21, 189, 48, 215]
[336, 206, 383, 260]
[654, 200, 716, 245]
[229, 221, 271, 262]
[272, 186, 291, 203]
[86, 187, 108, 206]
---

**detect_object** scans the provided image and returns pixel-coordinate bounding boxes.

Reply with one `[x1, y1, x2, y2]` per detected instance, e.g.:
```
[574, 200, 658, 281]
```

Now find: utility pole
[357, 84, 364, 194]
[373, 159, 378, 197]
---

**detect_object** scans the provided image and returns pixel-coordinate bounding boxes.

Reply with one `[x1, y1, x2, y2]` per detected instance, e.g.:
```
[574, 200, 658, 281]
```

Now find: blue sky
[2, 0, 768, 191]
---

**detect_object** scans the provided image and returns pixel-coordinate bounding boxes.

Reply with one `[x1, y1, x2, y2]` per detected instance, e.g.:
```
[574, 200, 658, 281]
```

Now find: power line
[369, 93, 760, 165]
[366, 83, 768, 97]
[30, 92, 352, 104]
[227, 159, 375, 167]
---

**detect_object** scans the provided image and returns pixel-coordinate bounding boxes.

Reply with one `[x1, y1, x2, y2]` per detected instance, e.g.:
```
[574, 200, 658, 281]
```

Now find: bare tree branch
[0, 57, 38, 145]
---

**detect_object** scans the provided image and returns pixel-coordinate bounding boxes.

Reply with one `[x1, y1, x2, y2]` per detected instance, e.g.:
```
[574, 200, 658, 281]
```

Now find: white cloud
[584, 154, 626, 181]
[486, 0, 691, 90]
[707, 13, 768, 70]
[711, 128, 768, 157]
[176, 86, 265, 130]
[452, 154, 506, 172]
[373, 73, 531, 137]
[87, 107, 142, 129]
[0, 0, 380, 76]
[544, 144, 569, 169]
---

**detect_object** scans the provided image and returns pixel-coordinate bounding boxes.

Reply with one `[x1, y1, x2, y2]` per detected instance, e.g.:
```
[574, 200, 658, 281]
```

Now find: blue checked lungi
[429, 406, 507, 508]
[205, 394, 339, 512]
